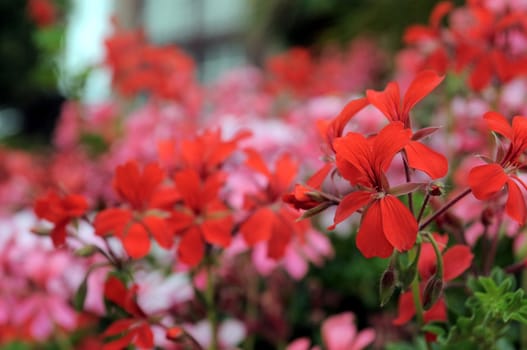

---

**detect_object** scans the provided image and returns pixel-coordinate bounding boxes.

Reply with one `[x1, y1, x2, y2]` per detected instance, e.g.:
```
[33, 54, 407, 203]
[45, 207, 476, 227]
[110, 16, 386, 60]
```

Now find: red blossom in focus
[94, 161, 174, 259]
[34, 191, 88, 247]
[366, 70, 448, 179]
[468, 112, 527, 224]
[329, 122, 417, 258]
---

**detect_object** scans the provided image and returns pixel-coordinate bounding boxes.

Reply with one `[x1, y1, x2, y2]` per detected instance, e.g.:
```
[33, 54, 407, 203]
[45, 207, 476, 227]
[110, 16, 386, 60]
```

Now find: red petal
[328, 191, 371, 230]
[381, 196, 418, 252]
[244, 148, 271, 178]
[62, 194, 89, 217]
[330, 97, 369, 138]
[484, 111, 513, 139]
[134, 323, 154, 348]
[443, 245, 474, 281]
[373, 122, 412, 171]
[103, 319, 135, 337]
[139, 162, 165, 205]
[366, 82, 402, 122]
[113, 161, 142, 208]
[123, 222, 151, 259]
[240, 207, 275, 245]
[306, 162, 332, 188]
[104, 276, 128, 308]
[468, 55, 493, 91]
[333, 132, 373, 183]
[405, 141, 448, 179]
[51, 222, 67, 248]
[178, 226, 204, 267]
[424, 298, 447, 323]
[200, 216, 233, 247]
[267, 211, 295, 259]
[402, 70, 444, 119]
[506, 179, 526, 224]
[270, 153, 298, 194]
[174, 169, 201, 210]
[356, 200, 394, 258]
[143, 216, 173, 249]
[94, 208, 133, 237]
[393, 291, 416, 325]
[430, 1, 453, 28]
[468, 164, 508, 199]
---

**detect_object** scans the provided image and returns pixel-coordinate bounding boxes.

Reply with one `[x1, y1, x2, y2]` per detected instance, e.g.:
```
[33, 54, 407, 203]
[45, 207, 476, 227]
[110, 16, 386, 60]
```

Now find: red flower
[366, 70, 448, 179]
[158, 128, 250, 178]
[169, 169, 233, 266]
[34, 191, 88, 247]
[240, 150, 305, 259]
[27, 0, 56, 27]
[102, 276, 154, 350]
[330, 123, 418, 258]
[468, 112, 527, 224]
[94, 161, 173, 259]
[394, 234, 473, 328]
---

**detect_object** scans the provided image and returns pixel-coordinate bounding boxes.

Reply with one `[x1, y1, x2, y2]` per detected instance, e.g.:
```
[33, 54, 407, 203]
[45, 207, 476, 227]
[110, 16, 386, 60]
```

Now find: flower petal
[506, 179, 527, 224]
[94, 208, 133, 237]
[402, 70, 444, 118]
[393, 291, 415, 325]
[240, 207, 275, 246]
[443, 245, 474, 281]
[328, 191, 372, 230]
[366, 82, 402, 122]
[201, 216, 233, 247]
[142, 216, 173, 249]
[123, 222, 151, 259]
[178, 226, 204, 267]
[484, 111, 513, 139]
[381, 196, 418, 252]
[405, 141, 448, 179]
[468, 164, 508, 199]
[356, 200, 394, 258]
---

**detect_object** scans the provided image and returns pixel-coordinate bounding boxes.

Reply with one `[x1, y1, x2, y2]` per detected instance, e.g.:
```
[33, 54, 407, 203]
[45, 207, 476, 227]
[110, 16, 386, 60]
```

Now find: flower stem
[419, 188, 472, 231]
[206, 262, 218, 350]
[411, 274, 424, 326]
[402, 155, 415, 215]
[424, 232, 443, 278]
[417, 193, 430, 223]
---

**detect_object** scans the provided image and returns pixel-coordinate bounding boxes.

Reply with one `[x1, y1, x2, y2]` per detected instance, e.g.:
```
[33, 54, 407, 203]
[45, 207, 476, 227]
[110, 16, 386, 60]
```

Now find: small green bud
[423, 275, 444, 310]
[75, 245, 98, 257]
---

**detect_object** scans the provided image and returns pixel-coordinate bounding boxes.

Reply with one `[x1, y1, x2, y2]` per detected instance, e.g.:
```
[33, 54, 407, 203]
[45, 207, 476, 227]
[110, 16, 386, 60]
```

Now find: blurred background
[0, 0, 447, 144]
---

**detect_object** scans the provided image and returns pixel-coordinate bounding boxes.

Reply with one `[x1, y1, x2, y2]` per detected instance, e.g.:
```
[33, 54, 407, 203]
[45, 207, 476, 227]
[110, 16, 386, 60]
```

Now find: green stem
[206, 262, 218, 350]
[411, 275, 424, 327]
[417, 193, 430, 224]
[419, 188, 472, 231]
[402, 154, 415, 215]
[424, 232, 444, 279]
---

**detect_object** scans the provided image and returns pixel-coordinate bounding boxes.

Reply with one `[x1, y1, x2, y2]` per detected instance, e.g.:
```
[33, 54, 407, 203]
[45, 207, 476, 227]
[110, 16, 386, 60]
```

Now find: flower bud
[427, 183, 443, 196]
[379, 266, 397, 307]
[166, 326, 184, 341]
[423, 275, 443, 310]
[75, 244, 98, 257]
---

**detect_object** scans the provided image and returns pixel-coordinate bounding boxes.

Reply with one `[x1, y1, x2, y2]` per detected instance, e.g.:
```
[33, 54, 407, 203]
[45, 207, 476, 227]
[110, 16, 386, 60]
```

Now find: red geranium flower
[366, 70, 448, 179]
[330, 122, 418, 258]
[169, 169, 233, 266]
[34, 191, 88, 247]
[468, 112, 527, 224]
[94, 161, 173, 259]
[240, 150, 305, 259]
